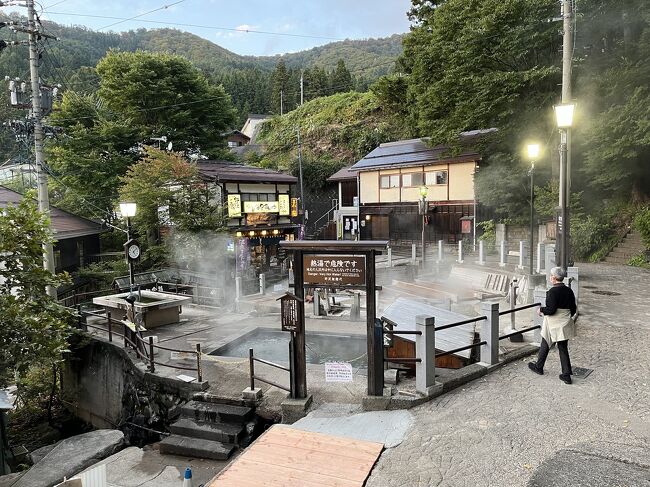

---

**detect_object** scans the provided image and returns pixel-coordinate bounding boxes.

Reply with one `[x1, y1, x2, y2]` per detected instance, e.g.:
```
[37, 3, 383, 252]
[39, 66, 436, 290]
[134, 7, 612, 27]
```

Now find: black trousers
[535, 338, 572, 378]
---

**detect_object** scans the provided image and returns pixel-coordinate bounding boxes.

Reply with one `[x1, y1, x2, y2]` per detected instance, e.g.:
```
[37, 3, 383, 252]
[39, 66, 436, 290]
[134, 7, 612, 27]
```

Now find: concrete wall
[62, 338, 203, 432]
[495, 223, 548, 250]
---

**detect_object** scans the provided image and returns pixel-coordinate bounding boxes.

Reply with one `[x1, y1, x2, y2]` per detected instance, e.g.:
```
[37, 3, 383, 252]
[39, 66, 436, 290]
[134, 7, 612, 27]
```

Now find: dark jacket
[541, 283, 577, 316]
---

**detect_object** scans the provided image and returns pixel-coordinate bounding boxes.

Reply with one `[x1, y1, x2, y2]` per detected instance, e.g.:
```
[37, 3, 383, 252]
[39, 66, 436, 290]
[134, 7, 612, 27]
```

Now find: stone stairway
[604, 230, 645, 265]
[159, 399, 256, 460]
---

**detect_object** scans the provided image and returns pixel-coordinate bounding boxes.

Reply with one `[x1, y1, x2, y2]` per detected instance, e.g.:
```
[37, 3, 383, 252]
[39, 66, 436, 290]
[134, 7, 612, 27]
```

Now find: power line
[42, 11, 345, 41]
[97, 0, 188, 31]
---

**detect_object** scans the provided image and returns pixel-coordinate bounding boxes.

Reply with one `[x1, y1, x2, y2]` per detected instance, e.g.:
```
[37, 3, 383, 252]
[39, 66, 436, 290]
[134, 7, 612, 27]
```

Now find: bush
[633, 207, 650, 248]
[628, 253, 650, 269]
[571, 216, 615, 262]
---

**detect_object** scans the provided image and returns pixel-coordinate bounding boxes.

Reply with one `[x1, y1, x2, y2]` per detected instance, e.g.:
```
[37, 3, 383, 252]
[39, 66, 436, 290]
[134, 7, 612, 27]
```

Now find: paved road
[367, 263, 650, 487]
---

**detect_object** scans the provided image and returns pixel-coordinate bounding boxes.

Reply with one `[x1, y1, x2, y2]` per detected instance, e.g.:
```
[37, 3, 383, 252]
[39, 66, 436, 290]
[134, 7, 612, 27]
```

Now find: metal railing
[497, 302, 542, 340]
[384, 329, 423, 364]
[77, 310, 203, 382]
[248, 348, 292, 394]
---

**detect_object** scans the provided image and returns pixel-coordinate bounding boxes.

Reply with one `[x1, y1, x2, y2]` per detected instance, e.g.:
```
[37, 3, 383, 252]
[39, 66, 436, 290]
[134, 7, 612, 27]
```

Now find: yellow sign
[243, 201, 279, 213]
[227, 194, 241, 217]
[291, 198, 299, 217]
[278, 194, 290, 216]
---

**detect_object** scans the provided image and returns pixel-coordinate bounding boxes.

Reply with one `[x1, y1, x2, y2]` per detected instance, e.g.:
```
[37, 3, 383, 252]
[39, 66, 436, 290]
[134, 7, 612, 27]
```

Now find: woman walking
[528, 267, 577, 384]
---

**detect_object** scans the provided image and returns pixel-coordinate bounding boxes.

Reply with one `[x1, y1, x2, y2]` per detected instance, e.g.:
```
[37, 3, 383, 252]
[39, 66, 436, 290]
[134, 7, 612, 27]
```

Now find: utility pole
[296, 127, 305, 227]
[558, 0, 573, 270]
[300, 71, 304, 106]
[280, 89, 284, 116]
[27, 0, 56, 296]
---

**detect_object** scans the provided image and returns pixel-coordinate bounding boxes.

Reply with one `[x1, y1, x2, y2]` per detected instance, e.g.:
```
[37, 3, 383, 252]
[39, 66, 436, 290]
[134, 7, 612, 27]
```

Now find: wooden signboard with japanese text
[280, 294, 303, 332]
[302, 255, 366, 286]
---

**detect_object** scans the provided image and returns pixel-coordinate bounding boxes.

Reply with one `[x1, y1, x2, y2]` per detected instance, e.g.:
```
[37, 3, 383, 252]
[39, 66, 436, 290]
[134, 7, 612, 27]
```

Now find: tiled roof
[0, 186, 104, 239]
[350, 136, 484, 172]
[197, 161, 297, 184]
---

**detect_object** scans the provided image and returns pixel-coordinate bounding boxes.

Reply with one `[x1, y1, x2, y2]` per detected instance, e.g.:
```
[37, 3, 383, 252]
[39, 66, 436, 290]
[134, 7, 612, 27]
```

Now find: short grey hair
[550, 266, 566, 281]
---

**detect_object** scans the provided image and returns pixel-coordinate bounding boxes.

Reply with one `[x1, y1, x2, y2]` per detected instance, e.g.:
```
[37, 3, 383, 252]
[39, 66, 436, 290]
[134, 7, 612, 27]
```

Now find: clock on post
[124, 238, 141, 262]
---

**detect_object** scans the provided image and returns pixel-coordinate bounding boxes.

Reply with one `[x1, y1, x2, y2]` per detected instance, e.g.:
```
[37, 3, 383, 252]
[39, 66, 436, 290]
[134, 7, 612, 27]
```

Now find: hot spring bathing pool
[210, 328, 367, 366]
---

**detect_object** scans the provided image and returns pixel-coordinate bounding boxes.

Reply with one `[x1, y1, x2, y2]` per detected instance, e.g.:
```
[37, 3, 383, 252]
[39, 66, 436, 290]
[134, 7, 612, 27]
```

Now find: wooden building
[197, 162, 299, 282]
[349, 134, 489, 246]
[0, 186, 104, 273]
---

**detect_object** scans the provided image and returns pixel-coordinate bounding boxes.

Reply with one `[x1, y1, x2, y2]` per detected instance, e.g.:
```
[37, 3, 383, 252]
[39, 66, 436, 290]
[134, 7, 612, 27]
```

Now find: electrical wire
[97, 0, 188, 32]
[42, 10, 345, 41]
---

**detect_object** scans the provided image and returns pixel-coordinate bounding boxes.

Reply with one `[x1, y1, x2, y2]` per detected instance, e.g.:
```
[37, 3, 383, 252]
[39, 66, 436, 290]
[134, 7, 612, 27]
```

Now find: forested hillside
[0, 12, 402, 121]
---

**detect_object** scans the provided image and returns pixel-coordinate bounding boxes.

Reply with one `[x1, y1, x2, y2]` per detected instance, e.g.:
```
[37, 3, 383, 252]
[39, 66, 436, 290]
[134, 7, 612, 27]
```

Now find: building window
[425, 170, 448, 185]
[402, 172, 424, 187]
[380, 175, 400, 189]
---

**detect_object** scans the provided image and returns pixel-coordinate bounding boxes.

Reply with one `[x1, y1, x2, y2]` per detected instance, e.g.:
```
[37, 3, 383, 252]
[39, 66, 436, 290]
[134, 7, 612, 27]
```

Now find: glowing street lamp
[554, 103, 575, 128]
[119, 202, 138, 286]
[555, 103, 575, 269]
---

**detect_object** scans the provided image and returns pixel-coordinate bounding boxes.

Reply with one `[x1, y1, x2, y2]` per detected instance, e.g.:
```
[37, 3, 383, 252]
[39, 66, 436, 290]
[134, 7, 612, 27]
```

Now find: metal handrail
[78, 310, 203, 381]
[384, 330, 422, 336]
[248, 348, 291, 393]
[435, 316, 487, 332]
[311, 202, 338, 230]
[435, 340, 486, 359]
[499, 324, 541, 340]
[498, 302, 541, 316]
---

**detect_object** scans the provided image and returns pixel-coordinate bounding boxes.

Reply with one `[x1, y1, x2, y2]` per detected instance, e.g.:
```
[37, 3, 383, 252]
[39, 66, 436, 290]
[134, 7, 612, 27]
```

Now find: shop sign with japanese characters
[303, 255, 366, 286]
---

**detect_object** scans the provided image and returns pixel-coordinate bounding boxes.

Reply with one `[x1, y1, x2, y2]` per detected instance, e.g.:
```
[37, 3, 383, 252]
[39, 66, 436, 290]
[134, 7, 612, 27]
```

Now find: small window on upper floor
[380, 175, 400, 189]
[425, 170, 448, 185]
[402, 172, 424, 187]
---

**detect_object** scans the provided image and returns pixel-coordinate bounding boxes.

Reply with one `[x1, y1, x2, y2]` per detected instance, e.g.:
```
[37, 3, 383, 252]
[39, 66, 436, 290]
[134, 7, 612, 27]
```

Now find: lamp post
[419, 185, 428, 264]
[554, 103, 575, 270]
[119, 202, 137, 287]
[527, 144, 540, 275]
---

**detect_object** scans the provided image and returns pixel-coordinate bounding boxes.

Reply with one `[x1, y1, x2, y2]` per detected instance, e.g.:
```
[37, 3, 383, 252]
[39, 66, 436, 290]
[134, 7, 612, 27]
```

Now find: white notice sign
[325, 362, 353, 383]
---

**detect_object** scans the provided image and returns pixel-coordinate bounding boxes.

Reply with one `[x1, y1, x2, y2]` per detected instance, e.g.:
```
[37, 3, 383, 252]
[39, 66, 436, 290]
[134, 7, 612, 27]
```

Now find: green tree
[0, 194, 74, 387]
[402, 0, 560, 145]
[271, 59, 290, 114]
[96, 50, 236, 154]
[47, 92, 139, 220]
[330, 59, 354, 94]
[119, 147, 222, 243]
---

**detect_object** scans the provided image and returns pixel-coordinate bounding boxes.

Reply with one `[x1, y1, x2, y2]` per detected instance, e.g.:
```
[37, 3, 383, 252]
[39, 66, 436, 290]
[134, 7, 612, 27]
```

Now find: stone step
[170, 418, 244, 444]
[608, 250, 639, 259]
[180, 400, 253, 424]
[159, 435, 236, 460]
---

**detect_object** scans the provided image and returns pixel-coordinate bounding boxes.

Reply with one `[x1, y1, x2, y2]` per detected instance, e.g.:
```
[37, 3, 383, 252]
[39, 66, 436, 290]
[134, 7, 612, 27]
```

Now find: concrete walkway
[365, 263, 650, 486]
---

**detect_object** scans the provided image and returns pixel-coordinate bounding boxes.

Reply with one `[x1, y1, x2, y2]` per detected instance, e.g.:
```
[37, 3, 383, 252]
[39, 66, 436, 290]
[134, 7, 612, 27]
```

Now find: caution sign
[303, 255, 366, 286]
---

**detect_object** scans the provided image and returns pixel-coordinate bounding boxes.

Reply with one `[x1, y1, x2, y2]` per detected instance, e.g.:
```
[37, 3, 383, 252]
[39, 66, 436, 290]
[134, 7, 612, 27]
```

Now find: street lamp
[119, 202, 138, 287]
[526, 144, 540, 275]
[419, 185, 428, 264]
[554, 103, 575, 270]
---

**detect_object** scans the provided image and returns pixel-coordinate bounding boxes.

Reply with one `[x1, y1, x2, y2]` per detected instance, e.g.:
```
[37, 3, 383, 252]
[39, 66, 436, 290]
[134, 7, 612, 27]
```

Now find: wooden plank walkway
[208, 425, 384, 487]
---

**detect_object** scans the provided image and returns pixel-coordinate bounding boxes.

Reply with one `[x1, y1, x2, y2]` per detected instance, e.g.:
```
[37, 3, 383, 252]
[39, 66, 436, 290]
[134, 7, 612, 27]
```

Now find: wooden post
[196, 343, 203, 382]
[107, 312, 112, 342]
[249, 348, 255, 391]
[148, 337, 155, 373]
[292, 250, 307, 399]
[366, 250, 383, 396]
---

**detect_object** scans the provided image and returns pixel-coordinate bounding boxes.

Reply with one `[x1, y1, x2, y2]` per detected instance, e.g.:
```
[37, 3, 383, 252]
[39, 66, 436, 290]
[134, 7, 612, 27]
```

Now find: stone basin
[93, 290, 192, 328]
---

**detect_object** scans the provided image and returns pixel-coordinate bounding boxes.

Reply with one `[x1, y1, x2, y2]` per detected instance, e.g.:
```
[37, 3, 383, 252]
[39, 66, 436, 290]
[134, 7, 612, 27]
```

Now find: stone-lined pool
[210, 328, 367, 366]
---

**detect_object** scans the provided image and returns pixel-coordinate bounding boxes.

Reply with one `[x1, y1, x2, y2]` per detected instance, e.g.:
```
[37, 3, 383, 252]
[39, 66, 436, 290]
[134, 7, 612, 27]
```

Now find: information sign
[325, 362, 353, 382]
[303, 255, 366, 286]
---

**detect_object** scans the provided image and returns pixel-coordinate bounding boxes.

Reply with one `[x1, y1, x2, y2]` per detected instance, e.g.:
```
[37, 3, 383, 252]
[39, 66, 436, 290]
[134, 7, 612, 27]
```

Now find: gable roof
[350, 134, 489, 172]
[0, 186, 104, 239]
[197, 161, 297, 184]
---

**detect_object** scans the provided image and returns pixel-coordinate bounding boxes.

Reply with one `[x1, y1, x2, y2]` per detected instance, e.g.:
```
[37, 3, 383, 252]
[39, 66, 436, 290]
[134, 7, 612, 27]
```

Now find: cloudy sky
[35, 0, 413, 56]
